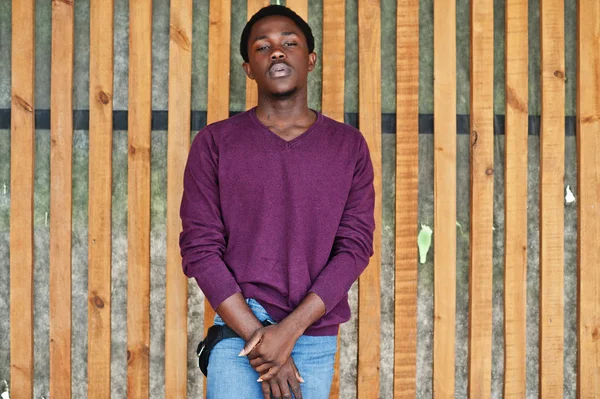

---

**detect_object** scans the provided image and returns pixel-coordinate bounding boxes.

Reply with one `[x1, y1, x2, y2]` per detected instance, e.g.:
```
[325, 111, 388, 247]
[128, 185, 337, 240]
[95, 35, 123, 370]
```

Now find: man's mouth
[268, 63, 292, 78]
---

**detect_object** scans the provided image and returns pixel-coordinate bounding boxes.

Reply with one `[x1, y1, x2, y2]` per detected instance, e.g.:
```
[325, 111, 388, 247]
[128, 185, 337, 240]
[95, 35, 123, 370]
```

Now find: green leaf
[417, 224, 433, 264]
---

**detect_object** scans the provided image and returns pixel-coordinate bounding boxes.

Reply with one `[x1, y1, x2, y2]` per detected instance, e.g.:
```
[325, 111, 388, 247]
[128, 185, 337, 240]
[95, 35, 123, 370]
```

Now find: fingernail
[299, 377, 305, 383]
[238, 350, 244, 357]
[257, 378, 263, 382]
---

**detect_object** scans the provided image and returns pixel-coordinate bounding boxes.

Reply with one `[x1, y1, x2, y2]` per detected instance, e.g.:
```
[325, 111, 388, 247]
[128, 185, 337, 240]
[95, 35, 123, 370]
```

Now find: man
[180, 5, 375, 398]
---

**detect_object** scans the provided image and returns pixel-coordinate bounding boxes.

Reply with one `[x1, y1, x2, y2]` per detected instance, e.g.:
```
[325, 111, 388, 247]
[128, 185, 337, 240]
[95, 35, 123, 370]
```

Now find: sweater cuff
[308, 267, 349, 315]
[308, 286, 342, 315]
[196, 276, 241, 311]
[308, 252, 366, 315]
[190, 260, 242, 310]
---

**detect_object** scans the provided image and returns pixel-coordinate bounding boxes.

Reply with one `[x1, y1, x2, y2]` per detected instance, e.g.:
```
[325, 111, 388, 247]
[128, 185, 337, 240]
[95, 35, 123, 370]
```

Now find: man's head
[240, 5, 314, 63]
[240, 5, 317, 99]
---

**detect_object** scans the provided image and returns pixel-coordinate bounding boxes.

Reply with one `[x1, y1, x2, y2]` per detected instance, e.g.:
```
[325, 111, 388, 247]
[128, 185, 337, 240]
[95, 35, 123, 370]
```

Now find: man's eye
[256, 46, 269, 51]
[284, 42, 297, 47]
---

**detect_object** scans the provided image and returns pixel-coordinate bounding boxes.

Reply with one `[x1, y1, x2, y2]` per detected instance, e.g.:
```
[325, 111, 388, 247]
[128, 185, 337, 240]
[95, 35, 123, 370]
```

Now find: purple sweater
[179, 108, 375, 336]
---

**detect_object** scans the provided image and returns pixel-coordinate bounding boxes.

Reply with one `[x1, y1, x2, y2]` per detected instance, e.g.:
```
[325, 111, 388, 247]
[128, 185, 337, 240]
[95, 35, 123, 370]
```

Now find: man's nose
[270, 48, 285, 60]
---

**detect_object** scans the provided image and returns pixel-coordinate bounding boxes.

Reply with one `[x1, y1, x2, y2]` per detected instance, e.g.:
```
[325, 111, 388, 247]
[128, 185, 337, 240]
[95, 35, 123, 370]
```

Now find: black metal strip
[0, 108, 576, 135]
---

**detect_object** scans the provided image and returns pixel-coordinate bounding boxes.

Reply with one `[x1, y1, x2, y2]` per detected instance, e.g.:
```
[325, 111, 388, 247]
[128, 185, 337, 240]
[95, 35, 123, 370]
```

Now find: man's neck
[255, 89, 314, 128]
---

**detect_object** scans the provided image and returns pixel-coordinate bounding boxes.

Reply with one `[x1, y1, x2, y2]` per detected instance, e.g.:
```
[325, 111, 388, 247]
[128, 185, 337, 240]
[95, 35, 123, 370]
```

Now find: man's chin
[270, 87, 298, 99]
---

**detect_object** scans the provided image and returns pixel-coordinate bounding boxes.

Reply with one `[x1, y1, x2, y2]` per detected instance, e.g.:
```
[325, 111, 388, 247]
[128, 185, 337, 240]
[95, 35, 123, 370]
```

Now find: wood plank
[204, 0, 231, 337]
[394, 0, 419, 396]
[87, 1, 114, 398]
[49, 0, 74, 397]
[576, 0, 600, 396]
[357, 0, 381, 397]
[433, 0, 457, 395]
[503, 0, 528, 396]
[165, 0, 193, 397]
[539, 0, 565, 396]
[321, 0, 345, 122]
[245, 0, 269, 110]
[127, 0, 153, 397]
[9, 0, 35, 397]
[468, 0, 494, 397]
[322, 1, 345, 396]
[285, 0, 308, 21]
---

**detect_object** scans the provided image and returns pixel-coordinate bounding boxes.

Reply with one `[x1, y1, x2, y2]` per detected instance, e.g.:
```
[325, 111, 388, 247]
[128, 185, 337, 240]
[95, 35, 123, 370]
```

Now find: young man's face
[243, 15, 316, 99]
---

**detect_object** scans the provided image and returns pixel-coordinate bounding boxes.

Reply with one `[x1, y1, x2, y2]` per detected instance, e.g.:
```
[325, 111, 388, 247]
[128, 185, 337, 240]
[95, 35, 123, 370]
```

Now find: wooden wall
[5, 0, 599, 397]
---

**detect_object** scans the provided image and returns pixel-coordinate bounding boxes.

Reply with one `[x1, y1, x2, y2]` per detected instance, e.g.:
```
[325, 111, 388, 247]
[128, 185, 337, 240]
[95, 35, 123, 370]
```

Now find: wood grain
[576, 0, 600, 396]
[394, 0, 419, 396]
[127, 0, 153, 397]
[286, 0, 308, 20]
[503, 0, 528, 396]
[245, 0, 269, 109]
[357, 0, 381, 397]
[322, 1, 346, 396]
[539, 0, 565, 396]
[433, 0, 457, 396]
[87, 1, 114, 397]
[9, 0, 35, 397]
[165, 0, 193, 397]
[321, 0, 345, 123]
[204, 0, 231, 338]
[50, 0, 74, 397]
[468, 0, 494, 397]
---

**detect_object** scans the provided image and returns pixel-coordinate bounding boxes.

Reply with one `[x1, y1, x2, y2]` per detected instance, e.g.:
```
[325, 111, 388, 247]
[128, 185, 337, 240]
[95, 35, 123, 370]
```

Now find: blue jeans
[206, 299, 337, 399]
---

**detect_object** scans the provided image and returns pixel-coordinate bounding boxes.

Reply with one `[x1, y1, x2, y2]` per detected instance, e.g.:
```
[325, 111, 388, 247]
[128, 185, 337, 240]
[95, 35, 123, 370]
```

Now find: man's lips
[268, 62, 292, 78]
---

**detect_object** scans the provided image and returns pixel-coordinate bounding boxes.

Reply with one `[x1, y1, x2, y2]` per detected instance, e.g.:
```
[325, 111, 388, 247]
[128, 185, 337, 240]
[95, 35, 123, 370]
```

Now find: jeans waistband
[213, 298, 275, 326]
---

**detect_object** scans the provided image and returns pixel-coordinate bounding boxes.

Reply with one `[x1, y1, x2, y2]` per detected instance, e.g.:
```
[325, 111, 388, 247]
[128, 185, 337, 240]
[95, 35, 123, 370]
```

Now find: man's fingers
[269, 380, 282, 399]
[290, 383, 303, 399]
[291, 360, 305, 383]
[279, 379, 292, 399]
[249, 356, 267, 369]
[246, 348, 261, 360]
[257, 366, 280, 382]
[254, 362, 273, 375]
[239, 331, 262, 357]
[261, 381, 271, 399]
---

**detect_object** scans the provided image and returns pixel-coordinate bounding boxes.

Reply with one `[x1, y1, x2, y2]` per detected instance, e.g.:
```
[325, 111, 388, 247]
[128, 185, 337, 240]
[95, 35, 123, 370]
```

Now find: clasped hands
[238, 321, 304, 399]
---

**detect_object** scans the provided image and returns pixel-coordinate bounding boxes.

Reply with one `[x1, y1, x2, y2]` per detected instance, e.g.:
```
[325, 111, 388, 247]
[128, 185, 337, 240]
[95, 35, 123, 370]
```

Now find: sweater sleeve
[308, 135, 376, 314]
[179, 128, 241, 310]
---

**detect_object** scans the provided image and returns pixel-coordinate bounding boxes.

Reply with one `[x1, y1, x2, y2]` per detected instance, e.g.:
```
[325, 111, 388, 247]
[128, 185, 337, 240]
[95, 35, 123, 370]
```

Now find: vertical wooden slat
[539, 0, 565, 396]
[9, 0, 35, 397]
[286, 0, 308, 21]
[127, 0, 153, 397]
[576, 0, 600, 396]
[165, 0, 193, 397]
[245, 0, 270, 110]
[50, 0, 74, 397]
[322, 1, 346, 397]
[394, 0, 419, 396]
[468, 0, 494, 397]
[321, 0, 345, 123]
[87, 0, 114, 398]
[204, 0, 231, 337]
[357, 0, 381, 397]
[503, 0, 528, 396]
[433, 0, 456, 395]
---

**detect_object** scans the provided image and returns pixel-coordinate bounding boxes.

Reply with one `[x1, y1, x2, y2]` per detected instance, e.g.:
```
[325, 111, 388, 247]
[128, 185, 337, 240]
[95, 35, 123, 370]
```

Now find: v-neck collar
[248, 107, 324, 149]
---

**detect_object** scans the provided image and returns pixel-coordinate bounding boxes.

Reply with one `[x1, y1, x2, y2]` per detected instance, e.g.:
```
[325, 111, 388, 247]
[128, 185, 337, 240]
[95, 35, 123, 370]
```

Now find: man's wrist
[279, 292, 327, 339]
[279, 314, 309, 340]
[239, 320, 266, 342]
[215, 292, 267, 341]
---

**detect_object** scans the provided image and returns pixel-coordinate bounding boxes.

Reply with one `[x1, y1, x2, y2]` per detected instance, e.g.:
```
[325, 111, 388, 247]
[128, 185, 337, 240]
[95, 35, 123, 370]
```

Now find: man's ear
[242, 62, 255, 80]
[308, 52, 317, 72]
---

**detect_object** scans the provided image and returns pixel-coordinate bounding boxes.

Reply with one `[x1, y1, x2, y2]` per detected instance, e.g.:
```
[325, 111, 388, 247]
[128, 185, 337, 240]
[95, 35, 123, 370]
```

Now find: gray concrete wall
[0, 0, 580, 398]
